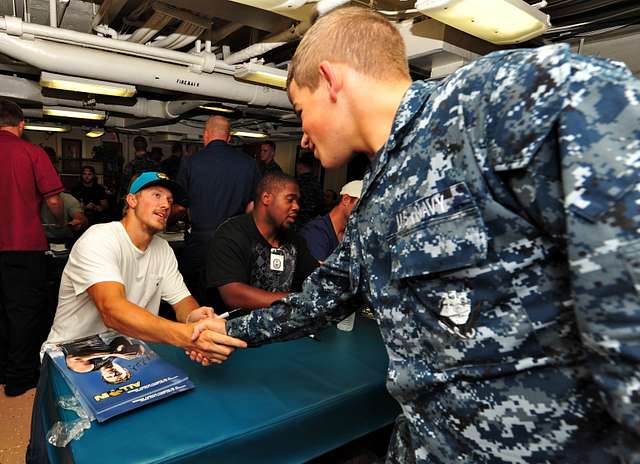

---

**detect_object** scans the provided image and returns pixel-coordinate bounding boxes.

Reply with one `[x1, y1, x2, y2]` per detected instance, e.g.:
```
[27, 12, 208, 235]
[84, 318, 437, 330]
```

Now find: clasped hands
[184, 307, 246, 366]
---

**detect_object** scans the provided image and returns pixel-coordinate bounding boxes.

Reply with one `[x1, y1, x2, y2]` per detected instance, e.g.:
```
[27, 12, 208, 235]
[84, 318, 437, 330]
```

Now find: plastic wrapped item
[58, 395, 91, 420]
[46, 418, 91, 447]
[46, 395, 93, 447]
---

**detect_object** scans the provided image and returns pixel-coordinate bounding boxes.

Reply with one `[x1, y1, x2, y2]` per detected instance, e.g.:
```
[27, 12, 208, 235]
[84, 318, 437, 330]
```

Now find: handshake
[182, 307, 247, 366]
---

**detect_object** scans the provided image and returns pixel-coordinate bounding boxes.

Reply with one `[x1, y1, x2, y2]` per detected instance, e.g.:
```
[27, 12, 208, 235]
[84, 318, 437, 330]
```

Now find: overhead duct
[0, 32, 292, 109]
[396, 18, 497, 78]
[0, 16, 219, 71]
[0, 74, 213, 118]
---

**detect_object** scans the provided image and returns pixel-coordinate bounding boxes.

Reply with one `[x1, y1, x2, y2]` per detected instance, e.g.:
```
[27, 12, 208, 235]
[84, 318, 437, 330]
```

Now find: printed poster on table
[46, 331, 193, 422]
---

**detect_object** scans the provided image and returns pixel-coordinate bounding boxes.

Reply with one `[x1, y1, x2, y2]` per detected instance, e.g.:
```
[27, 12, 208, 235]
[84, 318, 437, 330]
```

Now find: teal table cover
[44, 316, 400, 463]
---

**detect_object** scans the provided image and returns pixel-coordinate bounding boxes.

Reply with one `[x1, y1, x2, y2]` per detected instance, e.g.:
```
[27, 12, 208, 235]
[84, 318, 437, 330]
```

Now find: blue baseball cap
[128, 172, 186, 203]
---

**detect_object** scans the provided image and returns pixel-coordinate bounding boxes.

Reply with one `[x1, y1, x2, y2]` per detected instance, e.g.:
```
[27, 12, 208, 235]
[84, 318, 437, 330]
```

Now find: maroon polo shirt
[0, 130, 64, 251]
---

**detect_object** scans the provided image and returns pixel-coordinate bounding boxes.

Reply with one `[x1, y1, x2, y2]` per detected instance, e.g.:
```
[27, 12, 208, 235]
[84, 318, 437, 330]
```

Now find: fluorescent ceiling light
[24, 123, 70, 133]
[231, 130, 268, 139]
[85, 129, 105, 138]
[43, 106, 107, 121]
[40, 72, 137, 97]
[414, 0, 551, 44]
[199, 105, 235, 113]
[234, 63, 287, 89]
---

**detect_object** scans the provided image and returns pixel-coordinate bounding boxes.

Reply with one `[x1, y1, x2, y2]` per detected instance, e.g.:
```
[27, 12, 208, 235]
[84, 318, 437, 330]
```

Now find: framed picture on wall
[61, 138, 82, 160]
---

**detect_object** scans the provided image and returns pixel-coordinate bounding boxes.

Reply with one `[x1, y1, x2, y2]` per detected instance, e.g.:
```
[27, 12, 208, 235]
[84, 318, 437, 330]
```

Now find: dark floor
[307, 425, 393, 464]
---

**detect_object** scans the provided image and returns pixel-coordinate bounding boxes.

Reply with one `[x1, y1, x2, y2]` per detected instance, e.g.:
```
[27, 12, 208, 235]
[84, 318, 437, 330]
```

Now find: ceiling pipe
[49, 0, 56, 28]
[0, 74, 214, 118]
[1, 75, 243, 124]
[151, 21, 204, 50]
[128, 10, 171, 43]
[0, 16, 222, 73]
[0, 33, 292, 109]
[224, 20, 311, 64]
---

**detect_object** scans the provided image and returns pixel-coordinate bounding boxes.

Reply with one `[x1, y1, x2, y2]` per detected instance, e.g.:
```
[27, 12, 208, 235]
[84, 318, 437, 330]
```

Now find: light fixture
[231, 130, 268, 139]
[43, 106, 107, 121]
[85, 129, 105, 138]
[414, 0, 551, 45]
[234, 63, 287, 89]
[24, 123, 70, 133]
[199, 105, 235, 113]
[40, 72, 137, 97]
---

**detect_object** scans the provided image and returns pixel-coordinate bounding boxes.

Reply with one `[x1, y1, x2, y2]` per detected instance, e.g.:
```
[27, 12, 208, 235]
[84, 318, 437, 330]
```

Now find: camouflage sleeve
[226, 224, 363, 346]
[560, 54, 640, 443]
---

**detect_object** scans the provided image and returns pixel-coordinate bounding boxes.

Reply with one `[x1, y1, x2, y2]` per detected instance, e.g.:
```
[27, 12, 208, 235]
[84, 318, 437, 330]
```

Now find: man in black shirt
[71, 165, 109, 224]
[207, 172, 318, 311]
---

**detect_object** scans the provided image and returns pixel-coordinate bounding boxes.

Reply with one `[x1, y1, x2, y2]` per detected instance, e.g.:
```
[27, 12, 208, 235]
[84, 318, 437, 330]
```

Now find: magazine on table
[46, 331, 194, 422]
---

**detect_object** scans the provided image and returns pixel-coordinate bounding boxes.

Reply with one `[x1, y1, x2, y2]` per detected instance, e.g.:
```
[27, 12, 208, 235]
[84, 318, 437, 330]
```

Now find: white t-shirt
[45, 221, 190, 345]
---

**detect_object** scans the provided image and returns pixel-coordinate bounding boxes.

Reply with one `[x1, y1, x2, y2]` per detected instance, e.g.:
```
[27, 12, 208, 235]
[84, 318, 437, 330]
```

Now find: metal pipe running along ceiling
[0, 25, 292, 109]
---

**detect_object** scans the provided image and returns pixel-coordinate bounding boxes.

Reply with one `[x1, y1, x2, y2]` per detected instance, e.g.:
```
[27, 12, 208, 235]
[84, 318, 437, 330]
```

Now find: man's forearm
[100, 296, 192, 348]
[173, 295, 200, 322]
[219, 282, 288, 310]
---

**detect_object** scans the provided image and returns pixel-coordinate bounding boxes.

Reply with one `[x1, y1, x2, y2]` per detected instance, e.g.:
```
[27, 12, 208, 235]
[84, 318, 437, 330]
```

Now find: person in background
[175, 115, 261, 304]
[322, 188, 339, 214]
[257, 140, 282, 176]
[204, 7, 640, 462]
[300, 180, 362, 262]
[295, 151, 324, 227]
[40, 191, 88, 243]
[71, 165, 109, 225]
[185, 142, 200, 158]
[0, 98, 65, 397]
[150, 146, 164, 163]
[207, 172, 317, 311]
[121, 136, 160, 195]
[162, 142, 183, 180]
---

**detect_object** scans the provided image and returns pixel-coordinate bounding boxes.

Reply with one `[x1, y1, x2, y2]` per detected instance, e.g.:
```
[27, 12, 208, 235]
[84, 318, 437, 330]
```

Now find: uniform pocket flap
[389, 183, 487, 279]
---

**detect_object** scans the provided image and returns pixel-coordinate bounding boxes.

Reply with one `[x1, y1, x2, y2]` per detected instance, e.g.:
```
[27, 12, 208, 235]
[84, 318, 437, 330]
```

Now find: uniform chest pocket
[389, 183, 488, 279]
[387, 188, 540, 372]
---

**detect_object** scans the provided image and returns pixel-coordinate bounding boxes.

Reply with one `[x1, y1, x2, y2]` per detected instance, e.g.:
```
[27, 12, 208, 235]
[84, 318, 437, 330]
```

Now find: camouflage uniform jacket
[228, 44, 640, 463]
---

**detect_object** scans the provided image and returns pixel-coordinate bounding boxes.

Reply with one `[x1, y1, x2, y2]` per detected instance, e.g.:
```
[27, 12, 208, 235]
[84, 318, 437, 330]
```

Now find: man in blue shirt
[192, 7, 640, 463]
[300, 180, 362, 261]
[176, 115, 261, 303]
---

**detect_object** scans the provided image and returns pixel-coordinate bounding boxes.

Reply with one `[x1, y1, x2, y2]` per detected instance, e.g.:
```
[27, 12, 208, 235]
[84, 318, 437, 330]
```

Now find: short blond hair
[287, 6, 410, 91]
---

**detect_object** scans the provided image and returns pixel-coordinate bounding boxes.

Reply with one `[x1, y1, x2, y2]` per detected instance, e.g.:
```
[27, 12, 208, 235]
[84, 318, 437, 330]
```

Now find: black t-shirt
[207, 214, 318, 294]
[70, 182, 107, 206]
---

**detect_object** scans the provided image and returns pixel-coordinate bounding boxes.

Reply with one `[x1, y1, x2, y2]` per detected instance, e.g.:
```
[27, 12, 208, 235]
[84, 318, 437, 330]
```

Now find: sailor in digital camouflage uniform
[219, 7, 640, 463]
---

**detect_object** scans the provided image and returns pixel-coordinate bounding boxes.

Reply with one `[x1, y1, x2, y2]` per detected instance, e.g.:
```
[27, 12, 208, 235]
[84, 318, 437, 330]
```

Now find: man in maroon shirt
[0, 99, 65, 396]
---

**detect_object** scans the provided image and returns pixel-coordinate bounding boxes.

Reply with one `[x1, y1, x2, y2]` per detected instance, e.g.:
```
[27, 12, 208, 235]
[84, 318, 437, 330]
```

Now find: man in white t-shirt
[44, 171, 245, 361]
[28, 172, 245, 463]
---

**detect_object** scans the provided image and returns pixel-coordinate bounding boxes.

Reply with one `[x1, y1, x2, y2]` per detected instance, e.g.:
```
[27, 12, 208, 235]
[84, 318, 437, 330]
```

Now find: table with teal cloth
[43, 316, 401, 463]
